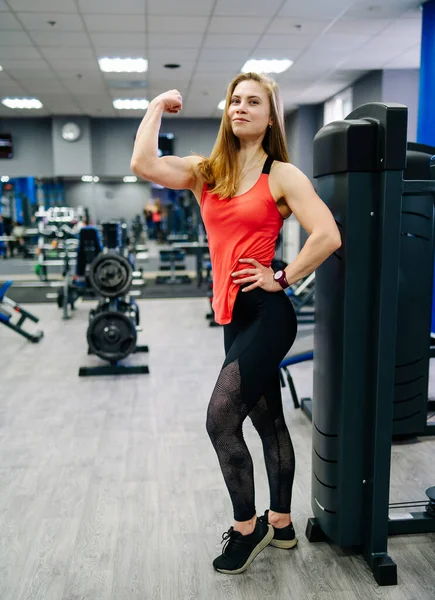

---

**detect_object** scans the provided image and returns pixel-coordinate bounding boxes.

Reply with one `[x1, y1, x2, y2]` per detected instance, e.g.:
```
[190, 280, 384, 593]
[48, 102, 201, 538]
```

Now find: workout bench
[0, 280, 44, 343]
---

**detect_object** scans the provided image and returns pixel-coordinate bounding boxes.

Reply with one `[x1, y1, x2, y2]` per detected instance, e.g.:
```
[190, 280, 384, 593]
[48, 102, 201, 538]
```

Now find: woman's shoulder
[270, 160, 301, 176]
[268, 161, 308, 200]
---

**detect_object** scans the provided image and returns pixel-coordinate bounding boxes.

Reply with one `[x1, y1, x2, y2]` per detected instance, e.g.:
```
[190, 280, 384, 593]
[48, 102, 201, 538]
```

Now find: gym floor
[1, 298, 435, 600]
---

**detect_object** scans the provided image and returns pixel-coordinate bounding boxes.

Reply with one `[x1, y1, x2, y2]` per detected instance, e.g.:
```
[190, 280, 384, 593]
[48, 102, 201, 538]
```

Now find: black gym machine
[302, 103, 435, 586]
[78, 222, 149, 377]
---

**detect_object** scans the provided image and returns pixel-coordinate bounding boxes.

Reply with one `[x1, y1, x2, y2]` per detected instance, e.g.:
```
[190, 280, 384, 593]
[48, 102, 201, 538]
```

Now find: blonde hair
[198, 72, 290, 199]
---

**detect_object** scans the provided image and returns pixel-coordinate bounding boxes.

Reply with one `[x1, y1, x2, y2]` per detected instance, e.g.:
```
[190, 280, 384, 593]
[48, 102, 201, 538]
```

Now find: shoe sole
[215, 525, 274, 575]
[270, 537, 298, 549]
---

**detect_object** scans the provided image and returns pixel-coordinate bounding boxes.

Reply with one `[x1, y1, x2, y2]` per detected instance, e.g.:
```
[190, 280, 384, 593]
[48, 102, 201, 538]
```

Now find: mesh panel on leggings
[248, 392, 296, 514]
[206, 358, 256, 522]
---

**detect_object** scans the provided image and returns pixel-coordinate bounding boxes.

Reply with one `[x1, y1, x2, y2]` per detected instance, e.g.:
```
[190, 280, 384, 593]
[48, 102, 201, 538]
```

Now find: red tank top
[200, 156, 283, 324]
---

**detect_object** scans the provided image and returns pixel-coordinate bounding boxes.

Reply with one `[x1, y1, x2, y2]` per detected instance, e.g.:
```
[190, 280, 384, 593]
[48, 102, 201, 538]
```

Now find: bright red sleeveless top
[200, 156, 283, 324]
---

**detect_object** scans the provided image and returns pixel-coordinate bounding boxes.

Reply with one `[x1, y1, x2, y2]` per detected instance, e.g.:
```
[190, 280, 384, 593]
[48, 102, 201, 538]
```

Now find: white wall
[65, 181, 151, 224]
[382, 69, 420, 142]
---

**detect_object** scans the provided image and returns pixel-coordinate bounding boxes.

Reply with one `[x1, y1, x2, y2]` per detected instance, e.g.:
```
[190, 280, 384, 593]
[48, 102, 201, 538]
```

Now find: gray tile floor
[0, 299, 434, 600]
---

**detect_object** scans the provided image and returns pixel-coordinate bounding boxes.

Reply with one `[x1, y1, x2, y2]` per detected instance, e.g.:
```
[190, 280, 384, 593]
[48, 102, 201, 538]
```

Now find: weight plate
[89, 253, 132, 297]
[87, 310, 137, 362]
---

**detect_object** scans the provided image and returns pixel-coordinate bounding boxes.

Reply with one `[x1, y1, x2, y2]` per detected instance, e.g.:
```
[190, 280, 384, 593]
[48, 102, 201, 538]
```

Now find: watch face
[274, 270, 283, 280]
[62, 122, 81, 142]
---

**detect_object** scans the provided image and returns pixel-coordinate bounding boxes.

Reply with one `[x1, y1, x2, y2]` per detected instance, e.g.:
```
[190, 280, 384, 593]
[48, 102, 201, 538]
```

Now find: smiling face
[227, 79, 272, 141]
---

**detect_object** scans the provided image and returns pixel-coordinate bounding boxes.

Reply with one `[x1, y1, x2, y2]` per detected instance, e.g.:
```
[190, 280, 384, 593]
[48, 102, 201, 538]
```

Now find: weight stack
[392, 143, 435, 436]
[311, 103, 407, 546]
[102, 221, 122, 249]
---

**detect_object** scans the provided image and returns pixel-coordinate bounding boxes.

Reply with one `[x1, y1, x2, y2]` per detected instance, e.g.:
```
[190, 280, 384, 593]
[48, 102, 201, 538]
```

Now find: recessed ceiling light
[1, 97, 43, 109]
[217, 100, 226, 110]
[123, 176, 137, 183]
[241, 59, 293, 74]
[113, 98, 149, 110]
[164, 63, 181, 69]
[1, 176, 9, 183]
[99, 57, 148, 73]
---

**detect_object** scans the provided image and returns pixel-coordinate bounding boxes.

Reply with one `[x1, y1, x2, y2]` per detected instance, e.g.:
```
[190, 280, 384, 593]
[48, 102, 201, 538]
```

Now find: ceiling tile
[83, 15, 146, 33]
[0, 47, 40, 59]
[203, 34, 259, 48]
[380, 17, 422, 37]
[7, 0, 77, 11]
[61, 80, 107, 94]
[39, 46, 95, 59]
[278, 0, 352, 18]
[148, 15, 208, 33]
[247, 48, 304, 61]
[0, 13, 23, 29]
[95, 48, 148, 59]
[310, 33, 372, 52]
[16, 12, 83, 31]
[266, 18, 331, 36]
[148, 61, 195, 76]
[0, 75, 27, 95]
[148, 33, 203, 48]
[255, 34, 314, 50]
[196, 60, 245, 73]
[332, 18, 394, 35]
[0, 0, 9, 9]
[208, 16, 268, 34]
[36, 92, 80, 110]
[0, 31, 33, 46]
[198, 47, 250, 62]
[107, 88, 149, 98]
[12, 69, 56, 79]
[344, 0, 419, 19]
[29, 31, 90, 47]
[45, 58, 100, 72]
[90, 33, 146, 48]
[0, 58, 50, 70]
[23, 78, 67, 93]
[145, 79, 189, 93]
[381, 44, 421, 69]
[147, 0, 215, 17]
[73, 94, 115, 110]
[147, 48, 200, 63]
[77, 0, 145, 13]
[215, 0, 283, 17]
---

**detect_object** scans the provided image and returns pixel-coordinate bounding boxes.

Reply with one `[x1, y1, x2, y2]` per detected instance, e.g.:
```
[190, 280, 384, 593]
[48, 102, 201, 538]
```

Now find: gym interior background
[1, 0, 434, 598]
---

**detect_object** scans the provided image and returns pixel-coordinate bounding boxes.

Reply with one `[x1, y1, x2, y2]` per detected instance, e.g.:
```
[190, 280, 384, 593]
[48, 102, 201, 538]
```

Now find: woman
[131, 72, 341, 575]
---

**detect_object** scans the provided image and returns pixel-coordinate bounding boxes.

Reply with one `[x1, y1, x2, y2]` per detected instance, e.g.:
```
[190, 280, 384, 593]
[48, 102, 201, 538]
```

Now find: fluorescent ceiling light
[241, 59, 293, 74]
[1, 176, 9, 183]
[93, 176, 99, 182]
[113, 98, 149, 110]
[1, 97, 43, 109]
[123, 176, 137, 183]
[82, 175, 93, 182]
[217, 100, 226, 110]
[99, 57, 148, 73]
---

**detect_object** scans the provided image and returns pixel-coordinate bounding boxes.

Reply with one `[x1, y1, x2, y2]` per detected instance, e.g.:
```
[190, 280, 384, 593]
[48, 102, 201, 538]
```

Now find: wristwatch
[274, 269, 289, 289]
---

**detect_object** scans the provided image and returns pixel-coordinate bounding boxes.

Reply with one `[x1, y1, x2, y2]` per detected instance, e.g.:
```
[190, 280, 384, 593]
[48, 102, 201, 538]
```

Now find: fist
[153, 89, 182, 114]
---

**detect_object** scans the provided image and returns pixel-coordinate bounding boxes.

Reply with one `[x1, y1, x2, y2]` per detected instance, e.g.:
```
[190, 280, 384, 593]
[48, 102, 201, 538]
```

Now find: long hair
[198, 72, 290, 199]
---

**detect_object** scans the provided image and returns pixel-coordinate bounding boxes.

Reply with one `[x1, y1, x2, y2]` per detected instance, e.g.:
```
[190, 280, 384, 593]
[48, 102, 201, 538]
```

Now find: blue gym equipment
[0, 280, 43, 343]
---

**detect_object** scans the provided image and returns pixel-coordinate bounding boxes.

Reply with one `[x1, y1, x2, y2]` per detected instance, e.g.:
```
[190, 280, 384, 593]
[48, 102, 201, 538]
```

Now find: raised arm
[130, 90, 201, 192]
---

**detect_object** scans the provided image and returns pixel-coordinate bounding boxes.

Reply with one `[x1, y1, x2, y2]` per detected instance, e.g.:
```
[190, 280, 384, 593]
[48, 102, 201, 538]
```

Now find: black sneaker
[212, 518, 274, 574]
[258, 510, 298, 549]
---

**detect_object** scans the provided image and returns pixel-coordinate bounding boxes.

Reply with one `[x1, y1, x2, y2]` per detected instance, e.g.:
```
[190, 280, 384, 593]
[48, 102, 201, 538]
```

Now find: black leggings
[206, 286, 298, 522]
